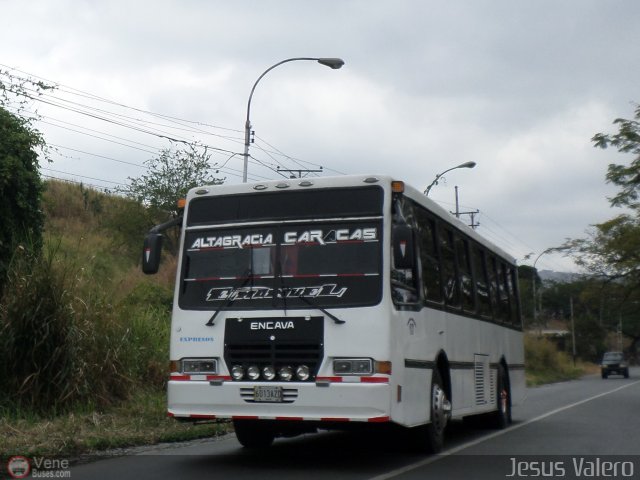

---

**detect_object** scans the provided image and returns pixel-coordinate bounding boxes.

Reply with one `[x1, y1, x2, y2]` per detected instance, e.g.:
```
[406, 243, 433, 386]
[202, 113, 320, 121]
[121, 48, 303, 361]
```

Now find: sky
[1, 0, 639, 273]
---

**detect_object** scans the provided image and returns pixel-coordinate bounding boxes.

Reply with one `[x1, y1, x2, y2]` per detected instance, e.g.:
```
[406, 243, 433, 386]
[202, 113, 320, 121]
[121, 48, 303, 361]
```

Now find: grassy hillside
[1, 180, 174, 411]
[0, 181, 227, 456]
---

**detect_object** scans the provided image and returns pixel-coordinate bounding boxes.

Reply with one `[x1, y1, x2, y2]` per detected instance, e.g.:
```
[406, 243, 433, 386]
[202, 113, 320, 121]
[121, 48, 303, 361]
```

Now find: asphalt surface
[57, 368, 640, 479]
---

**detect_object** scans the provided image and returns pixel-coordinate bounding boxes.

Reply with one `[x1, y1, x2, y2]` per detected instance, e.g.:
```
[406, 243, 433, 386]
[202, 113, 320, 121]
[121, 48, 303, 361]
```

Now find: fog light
[333, 360, 353, 375]
[279, 366, 293, 381]
[296, 365, 310, 381]
[181, 358, 218, 374]
[263, 365, 276, 381]
[247, 365, 260, 380]
[333, 358, 373, 376]
[231, 365, 244, 381]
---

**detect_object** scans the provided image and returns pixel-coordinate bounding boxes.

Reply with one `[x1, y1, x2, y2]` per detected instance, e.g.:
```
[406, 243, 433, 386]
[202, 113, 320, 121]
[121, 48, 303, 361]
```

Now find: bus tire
[420, 368, 450, 453]
[233, 419, 275, 449]
[492, 365, 511, 429]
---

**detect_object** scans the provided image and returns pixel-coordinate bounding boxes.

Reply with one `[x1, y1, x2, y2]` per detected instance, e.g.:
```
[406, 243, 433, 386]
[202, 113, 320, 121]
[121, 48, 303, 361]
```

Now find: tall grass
[0, 181, 175, 414]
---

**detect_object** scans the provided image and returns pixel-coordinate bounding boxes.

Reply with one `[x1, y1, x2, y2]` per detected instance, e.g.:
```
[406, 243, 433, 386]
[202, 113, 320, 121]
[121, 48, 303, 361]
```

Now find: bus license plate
[253, 386, 283, 403]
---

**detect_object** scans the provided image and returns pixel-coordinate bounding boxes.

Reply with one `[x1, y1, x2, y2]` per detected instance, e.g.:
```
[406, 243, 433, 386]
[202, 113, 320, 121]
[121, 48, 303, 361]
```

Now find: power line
[41, 174, 113, 192]
[41, 167, 125, 186]
[0, 65, 243, 135]
[253, 134, 346, 175]
[50, 144, 146, 168]
[2, 64, 347, 182]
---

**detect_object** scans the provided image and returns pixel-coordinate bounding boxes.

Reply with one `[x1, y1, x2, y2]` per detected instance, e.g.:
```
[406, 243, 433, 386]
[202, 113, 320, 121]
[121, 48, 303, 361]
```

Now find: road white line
[368, 379, 640, 480]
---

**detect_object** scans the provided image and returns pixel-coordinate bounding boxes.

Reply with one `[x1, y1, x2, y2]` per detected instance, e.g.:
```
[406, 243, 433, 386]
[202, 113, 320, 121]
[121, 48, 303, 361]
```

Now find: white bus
[142, 174, 525, 452]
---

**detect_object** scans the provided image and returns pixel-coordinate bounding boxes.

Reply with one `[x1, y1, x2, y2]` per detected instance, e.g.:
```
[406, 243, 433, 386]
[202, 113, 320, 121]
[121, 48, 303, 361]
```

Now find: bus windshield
[179, 221, 382, 310]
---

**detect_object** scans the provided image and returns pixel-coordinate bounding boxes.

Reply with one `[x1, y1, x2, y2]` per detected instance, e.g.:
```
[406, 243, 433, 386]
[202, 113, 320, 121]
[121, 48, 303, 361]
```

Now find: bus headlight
[231, 365, 245, 381]
[247, 365, 261, 380]
[181, 358, 218, 374]
[278, 366, 293, 381]
[333, 358, 373, 376]
[296, 365, 310, 381]
[263, 365, 276, 381]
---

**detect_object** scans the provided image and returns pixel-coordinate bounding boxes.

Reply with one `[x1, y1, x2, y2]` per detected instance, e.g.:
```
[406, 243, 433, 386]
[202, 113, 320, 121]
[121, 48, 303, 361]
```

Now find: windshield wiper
[296, 294, 345, 325]
[274, 254, 343, 325]
[205, 269, 252, 326]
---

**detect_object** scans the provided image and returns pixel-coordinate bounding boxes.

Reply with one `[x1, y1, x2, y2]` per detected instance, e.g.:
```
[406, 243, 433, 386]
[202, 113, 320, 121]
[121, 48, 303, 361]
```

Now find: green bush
[525, 334, 583, 385]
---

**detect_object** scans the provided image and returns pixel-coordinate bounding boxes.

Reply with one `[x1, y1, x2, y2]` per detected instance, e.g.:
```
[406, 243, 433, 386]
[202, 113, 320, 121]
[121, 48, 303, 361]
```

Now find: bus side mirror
[393, 224, 415, 270]
[142, 233, 163, 274]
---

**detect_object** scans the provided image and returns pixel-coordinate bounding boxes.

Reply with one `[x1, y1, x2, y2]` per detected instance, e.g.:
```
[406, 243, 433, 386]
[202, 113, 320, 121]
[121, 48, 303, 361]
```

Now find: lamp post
[532, 248, 553, 331]
[423, 161, 476, 195]
[242, 57, 345, 183]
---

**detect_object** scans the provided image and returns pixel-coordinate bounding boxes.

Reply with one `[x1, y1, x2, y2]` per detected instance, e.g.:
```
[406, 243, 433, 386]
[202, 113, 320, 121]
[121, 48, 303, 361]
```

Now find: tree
[0, 107, 45, 291]
[0, 69, 54, 291]
[118, 147, 224, 254]
[592, 103, 640, 209]
[119, 147, 224, 217]
[562, 104, 640, 360]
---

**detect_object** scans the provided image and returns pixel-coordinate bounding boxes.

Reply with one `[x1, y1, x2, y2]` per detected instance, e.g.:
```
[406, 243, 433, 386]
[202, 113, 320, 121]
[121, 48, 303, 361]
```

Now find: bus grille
[223, 316, 324, 382]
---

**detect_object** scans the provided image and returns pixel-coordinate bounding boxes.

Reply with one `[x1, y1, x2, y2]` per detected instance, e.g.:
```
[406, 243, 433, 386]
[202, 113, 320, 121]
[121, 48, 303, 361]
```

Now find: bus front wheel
[410, 368, 450, 453]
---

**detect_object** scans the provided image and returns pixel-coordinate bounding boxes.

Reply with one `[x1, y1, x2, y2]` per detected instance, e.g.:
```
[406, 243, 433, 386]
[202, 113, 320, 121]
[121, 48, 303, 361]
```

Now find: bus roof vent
[253, 184, 268, 191]
[363, 177, 379, 184]
[299, 180, 313, 187]
[275, 182, 290, 189]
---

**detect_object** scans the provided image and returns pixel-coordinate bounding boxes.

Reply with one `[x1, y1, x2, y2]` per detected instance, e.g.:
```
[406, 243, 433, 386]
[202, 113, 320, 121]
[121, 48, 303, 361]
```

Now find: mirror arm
[149, 215, 183, 234]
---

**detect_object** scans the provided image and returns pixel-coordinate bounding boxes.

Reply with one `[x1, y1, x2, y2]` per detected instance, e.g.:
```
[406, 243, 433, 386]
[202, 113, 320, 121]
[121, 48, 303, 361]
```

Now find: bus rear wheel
[233, 419, 275, 449]
[492, 365, 511, 429]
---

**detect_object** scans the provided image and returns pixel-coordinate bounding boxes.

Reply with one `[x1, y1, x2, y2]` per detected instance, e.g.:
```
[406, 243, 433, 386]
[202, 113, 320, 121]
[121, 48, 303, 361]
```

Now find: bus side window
[456, 236, 475, 313]
[488, 256, 501, 321]
[507, 266, 521, 327]
[391, 198, 419, 305]
[439, 228, 460, 309]
[415, 208, 442, 304]
[495, 261, 510, 323]
[472, 247, 492, 319]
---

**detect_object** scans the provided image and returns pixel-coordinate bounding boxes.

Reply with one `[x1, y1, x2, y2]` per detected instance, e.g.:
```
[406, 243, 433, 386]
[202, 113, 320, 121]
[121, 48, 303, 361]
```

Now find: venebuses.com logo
[6, 455, 71, 478]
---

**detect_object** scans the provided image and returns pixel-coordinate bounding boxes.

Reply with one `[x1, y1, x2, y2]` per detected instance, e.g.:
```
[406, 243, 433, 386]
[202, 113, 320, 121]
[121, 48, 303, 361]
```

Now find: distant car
[601, 351, 629, 379]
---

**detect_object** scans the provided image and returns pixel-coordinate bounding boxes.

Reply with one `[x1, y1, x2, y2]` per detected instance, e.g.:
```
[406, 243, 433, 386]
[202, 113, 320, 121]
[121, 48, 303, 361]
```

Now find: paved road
[65, 368, 640, 479]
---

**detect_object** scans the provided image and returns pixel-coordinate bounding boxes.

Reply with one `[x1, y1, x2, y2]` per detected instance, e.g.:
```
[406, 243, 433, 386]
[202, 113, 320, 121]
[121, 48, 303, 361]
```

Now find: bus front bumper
[167, 379, 391, 423]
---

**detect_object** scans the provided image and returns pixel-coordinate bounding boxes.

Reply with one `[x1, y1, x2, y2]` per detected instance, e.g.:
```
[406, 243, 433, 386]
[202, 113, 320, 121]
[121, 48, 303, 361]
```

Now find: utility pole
[618, 314, 623, 351]
[452, 186, 479, 229]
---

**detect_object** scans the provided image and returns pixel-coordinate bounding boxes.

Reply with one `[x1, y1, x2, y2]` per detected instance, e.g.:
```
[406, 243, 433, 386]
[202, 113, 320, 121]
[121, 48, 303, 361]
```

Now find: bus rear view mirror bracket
[393, 223, 415, 270]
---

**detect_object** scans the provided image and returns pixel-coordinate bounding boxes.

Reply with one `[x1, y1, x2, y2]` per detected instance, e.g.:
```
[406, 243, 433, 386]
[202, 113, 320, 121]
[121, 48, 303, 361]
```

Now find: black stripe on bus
[405, 359, 525, 371]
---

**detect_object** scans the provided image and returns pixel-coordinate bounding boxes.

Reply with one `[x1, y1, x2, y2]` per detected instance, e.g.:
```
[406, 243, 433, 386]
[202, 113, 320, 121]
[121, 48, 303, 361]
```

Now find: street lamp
[423, 161, 476, 195]
[242, 57, 345, 183]
[531, 248, 553, 330]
